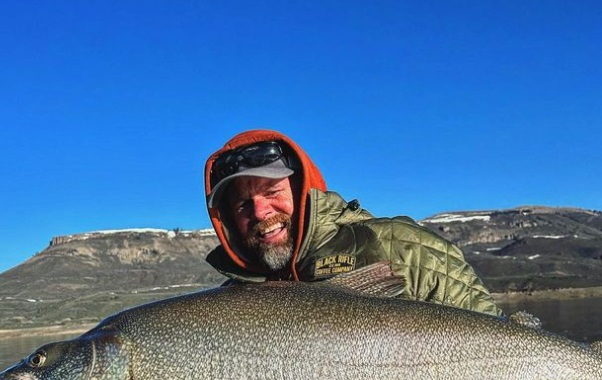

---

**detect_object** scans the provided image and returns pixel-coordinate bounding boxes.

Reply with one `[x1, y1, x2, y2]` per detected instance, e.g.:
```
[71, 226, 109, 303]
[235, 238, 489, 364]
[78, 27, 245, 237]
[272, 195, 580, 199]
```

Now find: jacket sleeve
[359, 217, 503, 316]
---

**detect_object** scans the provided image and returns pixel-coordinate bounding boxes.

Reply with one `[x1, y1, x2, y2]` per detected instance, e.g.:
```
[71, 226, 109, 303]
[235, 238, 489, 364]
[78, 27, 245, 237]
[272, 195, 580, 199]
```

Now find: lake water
[0, 331, 81, 371]
[497, 295, 602, 343]
[2, 296, 602, 371]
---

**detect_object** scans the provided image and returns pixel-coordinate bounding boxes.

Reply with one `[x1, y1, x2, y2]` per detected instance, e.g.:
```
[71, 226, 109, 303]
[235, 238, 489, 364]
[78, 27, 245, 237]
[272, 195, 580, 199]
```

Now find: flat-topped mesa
[421, 206, 601, 225]
[49, 228, 216, 246]
[419, 206, 602, 249]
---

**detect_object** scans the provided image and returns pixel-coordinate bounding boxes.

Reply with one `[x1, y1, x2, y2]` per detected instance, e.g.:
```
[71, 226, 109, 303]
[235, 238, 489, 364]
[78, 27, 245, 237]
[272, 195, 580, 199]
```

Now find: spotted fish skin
[1, 263, 602, 379]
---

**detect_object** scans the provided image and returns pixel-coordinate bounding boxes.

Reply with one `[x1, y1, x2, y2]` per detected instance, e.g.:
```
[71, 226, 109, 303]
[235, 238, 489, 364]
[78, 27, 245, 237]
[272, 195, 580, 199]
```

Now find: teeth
[260, 223, 283, 236]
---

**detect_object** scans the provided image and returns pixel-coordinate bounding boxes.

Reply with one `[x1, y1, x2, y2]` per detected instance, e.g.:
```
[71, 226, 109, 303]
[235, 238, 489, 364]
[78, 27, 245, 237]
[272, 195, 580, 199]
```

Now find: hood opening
[204, 129, 326, 279]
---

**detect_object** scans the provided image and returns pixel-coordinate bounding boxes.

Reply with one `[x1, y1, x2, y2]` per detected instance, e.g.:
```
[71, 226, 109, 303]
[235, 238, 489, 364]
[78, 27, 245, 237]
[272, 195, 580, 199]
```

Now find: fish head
[0, 330, 129, 380]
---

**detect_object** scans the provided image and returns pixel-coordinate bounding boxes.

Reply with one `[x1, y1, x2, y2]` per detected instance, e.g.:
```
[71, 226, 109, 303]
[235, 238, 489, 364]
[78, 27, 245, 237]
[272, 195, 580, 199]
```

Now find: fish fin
[325, 261, 405, 298]
[508, 311, 542, 329]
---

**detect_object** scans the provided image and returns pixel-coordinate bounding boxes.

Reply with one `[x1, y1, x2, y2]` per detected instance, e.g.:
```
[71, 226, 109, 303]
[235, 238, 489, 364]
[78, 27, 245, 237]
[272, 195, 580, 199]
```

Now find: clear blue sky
[1, 1, 601, 273]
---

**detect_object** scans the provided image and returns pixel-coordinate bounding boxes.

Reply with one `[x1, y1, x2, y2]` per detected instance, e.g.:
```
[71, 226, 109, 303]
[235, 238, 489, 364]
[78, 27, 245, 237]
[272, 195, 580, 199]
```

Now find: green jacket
[207, 189, 502, 317]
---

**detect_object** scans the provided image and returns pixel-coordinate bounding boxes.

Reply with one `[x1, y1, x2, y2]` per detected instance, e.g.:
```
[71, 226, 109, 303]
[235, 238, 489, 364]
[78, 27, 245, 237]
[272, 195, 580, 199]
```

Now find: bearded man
[204, 129, 502, 316]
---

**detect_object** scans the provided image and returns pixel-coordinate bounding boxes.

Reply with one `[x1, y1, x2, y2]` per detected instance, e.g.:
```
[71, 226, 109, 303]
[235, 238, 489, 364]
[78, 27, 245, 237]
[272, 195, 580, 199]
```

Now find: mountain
[0, 229, 225, 330]
[2, 205, 602, 330]
[420, 206, 602, 292]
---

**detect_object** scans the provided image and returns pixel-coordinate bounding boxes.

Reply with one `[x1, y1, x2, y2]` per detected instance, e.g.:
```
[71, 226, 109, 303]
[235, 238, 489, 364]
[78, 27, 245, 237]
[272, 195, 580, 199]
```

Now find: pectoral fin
[325, 261, 406, 298]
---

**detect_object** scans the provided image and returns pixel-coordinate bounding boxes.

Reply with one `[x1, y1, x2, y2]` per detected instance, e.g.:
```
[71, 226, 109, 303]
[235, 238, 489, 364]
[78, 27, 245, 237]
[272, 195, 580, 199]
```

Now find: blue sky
[1, 1, 601, 273]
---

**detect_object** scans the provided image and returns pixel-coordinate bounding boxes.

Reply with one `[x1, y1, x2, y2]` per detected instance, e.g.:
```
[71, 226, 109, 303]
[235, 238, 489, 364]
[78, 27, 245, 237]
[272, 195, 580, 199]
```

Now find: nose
[252, 197, 274, 221]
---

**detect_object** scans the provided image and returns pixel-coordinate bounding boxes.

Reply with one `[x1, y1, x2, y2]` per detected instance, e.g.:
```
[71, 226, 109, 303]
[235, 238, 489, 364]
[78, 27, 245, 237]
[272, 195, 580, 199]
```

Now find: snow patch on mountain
[422, 213, 491, 224]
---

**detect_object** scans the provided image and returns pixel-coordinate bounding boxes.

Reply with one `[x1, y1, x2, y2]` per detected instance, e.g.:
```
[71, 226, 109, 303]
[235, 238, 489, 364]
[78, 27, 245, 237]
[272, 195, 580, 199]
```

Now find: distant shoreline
[492, 286, 602, 303]
[2, 286, 602, 338]
[0, 323, 96, 339]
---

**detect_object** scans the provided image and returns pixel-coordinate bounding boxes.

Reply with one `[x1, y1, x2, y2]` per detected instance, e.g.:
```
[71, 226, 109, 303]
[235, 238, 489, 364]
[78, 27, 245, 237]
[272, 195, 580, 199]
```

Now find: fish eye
[27, 351, 47, 368]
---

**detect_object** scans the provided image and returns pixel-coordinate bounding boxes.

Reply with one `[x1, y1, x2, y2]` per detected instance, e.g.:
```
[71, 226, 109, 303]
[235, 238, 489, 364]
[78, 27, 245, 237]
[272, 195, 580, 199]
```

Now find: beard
[243, 213, 294, 271]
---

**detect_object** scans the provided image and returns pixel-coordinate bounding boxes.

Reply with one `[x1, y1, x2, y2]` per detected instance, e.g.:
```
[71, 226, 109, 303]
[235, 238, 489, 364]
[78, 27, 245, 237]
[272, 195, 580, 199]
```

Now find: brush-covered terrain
[2, 206, 602, 330]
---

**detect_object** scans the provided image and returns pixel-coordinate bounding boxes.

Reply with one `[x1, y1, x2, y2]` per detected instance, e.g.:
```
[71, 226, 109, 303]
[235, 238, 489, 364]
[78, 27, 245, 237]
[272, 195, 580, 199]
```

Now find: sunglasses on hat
[211, 141, 290, 183]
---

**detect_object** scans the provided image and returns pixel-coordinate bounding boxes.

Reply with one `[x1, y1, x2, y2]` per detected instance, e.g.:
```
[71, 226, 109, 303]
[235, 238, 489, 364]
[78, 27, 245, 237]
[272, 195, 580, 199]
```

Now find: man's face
[226, 176, 296, 271]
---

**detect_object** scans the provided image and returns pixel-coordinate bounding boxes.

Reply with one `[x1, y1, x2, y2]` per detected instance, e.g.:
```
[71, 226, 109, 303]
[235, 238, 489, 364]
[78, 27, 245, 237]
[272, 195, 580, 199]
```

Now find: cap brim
[207, 160, 294, 208]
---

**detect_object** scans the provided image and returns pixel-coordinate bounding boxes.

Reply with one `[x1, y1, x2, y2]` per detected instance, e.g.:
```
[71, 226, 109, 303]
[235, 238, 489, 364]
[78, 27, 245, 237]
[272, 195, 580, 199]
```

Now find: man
[204, 129, 502, 316]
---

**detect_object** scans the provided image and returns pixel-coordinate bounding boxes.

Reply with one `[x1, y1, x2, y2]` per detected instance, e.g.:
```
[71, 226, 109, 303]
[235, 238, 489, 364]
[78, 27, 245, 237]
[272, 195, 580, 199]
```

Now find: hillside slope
[0, 229, 224, 329]
[421, 206, 602, 292]
[3, 206, 602, 329]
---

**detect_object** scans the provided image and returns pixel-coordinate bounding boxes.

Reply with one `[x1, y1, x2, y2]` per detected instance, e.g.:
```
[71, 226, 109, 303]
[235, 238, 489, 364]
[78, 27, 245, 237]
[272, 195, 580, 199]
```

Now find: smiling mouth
[259, 223, 285, 238]
[248, 213, 292, 245]
[261, 223, 283, 235]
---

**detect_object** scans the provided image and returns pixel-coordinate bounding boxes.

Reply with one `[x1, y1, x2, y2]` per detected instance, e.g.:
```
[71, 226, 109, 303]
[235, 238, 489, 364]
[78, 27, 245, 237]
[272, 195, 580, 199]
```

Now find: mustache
[250, 213, 292, 237]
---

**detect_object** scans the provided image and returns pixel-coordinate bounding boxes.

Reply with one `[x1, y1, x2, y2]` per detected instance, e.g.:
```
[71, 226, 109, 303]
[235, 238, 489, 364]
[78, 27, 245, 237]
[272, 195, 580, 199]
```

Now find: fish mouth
[1, 370, 36, 380]
[0, 358, 36, 380]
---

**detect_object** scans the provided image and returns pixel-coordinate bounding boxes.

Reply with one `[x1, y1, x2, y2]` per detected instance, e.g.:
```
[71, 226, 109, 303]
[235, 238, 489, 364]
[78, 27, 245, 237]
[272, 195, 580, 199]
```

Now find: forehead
[227, 176, 290, 199]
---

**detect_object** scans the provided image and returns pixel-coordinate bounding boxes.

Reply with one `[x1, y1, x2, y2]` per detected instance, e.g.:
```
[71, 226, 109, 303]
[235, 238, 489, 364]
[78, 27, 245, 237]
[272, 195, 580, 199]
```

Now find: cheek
[277, 196, 295, 216]
[233, 214, 251, 236]
[284, 200, 295, 216]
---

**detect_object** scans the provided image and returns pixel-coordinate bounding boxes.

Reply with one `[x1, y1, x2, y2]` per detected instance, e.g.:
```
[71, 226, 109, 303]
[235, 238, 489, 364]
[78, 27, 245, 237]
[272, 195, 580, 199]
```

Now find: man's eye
[234, 200, 249, 212]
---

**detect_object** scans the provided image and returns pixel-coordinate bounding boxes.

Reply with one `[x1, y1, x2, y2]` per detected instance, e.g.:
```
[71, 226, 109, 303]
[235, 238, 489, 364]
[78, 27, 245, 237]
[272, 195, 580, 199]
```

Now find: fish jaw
[0, 330, 129, 380]
[0, 361, 35, 380]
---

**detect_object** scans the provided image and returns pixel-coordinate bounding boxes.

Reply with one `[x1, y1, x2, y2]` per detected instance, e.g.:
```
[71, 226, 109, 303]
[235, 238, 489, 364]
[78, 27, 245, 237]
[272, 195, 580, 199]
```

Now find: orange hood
[204, 130, 326, 280]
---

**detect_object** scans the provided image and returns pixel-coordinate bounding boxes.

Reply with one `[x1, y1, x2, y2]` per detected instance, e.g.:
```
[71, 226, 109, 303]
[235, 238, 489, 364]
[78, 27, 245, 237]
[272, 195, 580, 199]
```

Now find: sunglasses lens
[244, 147, 280, 166]
[212, 142, 285, 182]
[213, 155, 236, 179]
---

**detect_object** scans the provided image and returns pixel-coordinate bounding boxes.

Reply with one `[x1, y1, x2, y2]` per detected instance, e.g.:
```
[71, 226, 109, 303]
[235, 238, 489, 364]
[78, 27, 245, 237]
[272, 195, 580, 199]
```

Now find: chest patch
[314, 254, 356, 278]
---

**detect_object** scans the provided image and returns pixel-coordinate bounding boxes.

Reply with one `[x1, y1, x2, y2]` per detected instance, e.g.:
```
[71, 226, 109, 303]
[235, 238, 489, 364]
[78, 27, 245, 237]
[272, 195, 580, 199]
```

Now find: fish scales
[1, 265, 602, 379]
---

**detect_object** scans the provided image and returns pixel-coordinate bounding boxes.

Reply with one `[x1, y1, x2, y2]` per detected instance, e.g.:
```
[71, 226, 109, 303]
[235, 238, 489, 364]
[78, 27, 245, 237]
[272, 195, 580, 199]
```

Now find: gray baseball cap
[207, 157, 294, 208]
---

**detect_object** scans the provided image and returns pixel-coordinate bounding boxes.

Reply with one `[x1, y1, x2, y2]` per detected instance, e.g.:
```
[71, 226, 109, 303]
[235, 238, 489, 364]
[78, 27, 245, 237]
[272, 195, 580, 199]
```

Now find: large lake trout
[1, 263, 601, 379]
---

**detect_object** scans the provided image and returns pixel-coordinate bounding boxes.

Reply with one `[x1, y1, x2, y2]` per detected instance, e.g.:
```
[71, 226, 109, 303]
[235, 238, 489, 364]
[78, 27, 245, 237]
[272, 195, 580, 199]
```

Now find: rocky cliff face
[420, 206, 602, 292]
[2, 206, 602, 329]
[0, 229, 225, 329]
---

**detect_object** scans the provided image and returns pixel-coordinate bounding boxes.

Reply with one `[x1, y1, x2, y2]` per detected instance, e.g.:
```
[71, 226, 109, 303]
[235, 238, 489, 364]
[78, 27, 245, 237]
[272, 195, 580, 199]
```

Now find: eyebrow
[230, 179, 284, 201]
